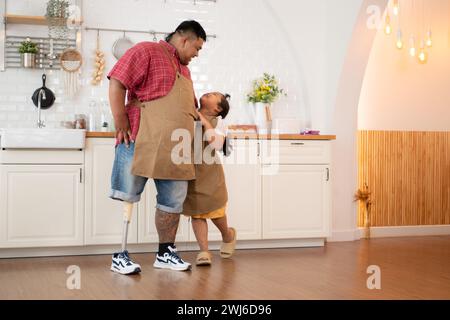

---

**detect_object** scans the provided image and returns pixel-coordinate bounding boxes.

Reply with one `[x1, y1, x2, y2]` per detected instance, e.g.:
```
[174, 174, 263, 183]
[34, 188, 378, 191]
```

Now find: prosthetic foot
[110, 202, 141, 275]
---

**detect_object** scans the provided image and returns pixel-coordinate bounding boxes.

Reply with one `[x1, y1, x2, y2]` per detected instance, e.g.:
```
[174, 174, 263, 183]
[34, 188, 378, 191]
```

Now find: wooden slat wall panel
[357, 130, 450, 226]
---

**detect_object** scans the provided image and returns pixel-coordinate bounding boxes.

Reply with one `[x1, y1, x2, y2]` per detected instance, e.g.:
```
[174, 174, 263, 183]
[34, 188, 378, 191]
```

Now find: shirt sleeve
[107, 43, 150, 90]
[214, 117, 227, 136]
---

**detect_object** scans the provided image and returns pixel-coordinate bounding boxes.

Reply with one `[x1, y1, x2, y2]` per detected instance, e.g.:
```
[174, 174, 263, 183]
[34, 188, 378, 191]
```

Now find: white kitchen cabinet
[262, 164, 331, 239]
[0, 164, 84, 248]
[0, 136, 333, 256]
[84, 138, 188, 245]
[84, 138, 138, 245]
[203, 140, 262, 241]
[260, 140, 331, 239]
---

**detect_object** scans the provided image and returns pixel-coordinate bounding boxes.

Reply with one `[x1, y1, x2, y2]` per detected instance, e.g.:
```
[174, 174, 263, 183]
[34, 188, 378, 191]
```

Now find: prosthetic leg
[121, 202, 133, 252]
[110, 202, 142, 275]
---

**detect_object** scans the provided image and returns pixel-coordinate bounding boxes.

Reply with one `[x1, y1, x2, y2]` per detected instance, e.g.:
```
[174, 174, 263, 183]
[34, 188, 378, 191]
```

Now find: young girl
[183, 92, 236, 266]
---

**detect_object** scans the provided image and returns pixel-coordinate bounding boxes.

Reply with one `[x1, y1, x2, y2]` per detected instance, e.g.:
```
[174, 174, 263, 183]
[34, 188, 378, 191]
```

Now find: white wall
[330, 0, 389, 241]
[358, 0, 450, 131]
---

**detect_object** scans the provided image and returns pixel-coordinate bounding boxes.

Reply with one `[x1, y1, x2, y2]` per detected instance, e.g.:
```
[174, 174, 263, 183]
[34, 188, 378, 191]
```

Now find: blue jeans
[109, 142, 188, 213]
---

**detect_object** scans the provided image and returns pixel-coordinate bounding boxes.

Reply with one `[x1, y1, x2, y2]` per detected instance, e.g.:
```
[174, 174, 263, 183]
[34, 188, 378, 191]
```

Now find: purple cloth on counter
[300, 130, 320, 135]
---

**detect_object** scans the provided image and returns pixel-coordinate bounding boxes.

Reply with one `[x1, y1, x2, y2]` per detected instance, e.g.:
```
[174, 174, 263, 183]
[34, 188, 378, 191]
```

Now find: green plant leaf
[18, 40, 38, 54]
[246, 73, 286, 104]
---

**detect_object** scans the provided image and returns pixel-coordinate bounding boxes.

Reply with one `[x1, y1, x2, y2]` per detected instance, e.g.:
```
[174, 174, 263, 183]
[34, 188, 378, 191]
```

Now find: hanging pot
[31, 74, 56, 109]
[112, 32, 134, 60]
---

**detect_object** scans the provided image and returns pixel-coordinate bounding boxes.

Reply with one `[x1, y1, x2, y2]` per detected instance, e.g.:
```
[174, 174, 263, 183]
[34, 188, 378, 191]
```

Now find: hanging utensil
[112, 31, 134, 60]
[31, 74, 56, 109]
[91, 30, 105, 86]
[47, 38, 58, 69]
[60, 48, 83, 98]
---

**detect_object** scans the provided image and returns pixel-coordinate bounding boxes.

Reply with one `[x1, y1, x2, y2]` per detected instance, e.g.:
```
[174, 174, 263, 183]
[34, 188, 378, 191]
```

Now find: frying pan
[31, 74, 55, 109]
[112, 33, 134, 60]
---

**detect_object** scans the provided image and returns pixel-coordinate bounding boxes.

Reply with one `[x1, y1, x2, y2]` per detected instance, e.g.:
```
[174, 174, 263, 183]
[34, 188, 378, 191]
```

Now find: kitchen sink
[0, 128, 86, 149]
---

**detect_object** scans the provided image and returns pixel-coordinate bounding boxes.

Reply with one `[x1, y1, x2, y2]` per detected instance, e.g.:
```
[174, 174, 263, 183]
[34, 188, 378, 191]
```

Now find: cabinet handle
[257, 142, 260, 157]
[290, 142, 304, 146]
[326, 168, 329, 181]
[79, 168, 83, 183]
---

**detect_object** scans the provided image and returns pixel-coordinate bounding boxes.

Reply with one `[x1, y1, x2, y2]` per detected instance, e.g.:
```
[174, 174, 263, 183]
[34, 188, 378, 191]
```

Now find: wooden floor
[1, 236, 449, 299]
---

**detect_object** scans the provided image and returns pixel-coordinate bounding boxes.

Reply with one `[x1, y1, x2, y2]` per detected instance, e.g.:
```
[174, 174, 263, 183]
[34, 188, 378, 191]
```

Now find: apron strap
[160, 43, 180, 75]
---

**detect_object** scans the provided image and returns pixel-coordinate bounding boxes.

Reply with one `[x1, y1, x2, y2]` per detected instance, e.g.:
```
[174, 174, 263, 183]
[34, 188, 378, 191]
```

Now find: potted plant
[45, 0, 70, 39]
[246, 73, 285, 133]
[354, 183, 372, 239]
[18, 38, 38, 68]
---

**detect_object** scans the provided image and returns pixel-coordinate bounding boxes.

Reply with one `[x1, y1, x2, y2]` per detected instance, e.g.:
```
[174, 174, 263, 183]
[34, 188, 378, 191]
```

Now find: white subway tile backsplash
[0, 0, 309, 129]
[54, 106, 66, 113]
[9, 96, 28, 103]
[8, 114, 22, 121]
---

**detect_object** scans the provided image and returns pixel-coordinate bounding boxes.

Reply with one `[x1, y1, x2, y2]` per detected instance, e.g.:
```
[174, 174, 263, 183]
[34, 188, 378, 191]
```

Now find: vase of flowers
[246, 73, 285, 133]
[18, 38, 38, 68]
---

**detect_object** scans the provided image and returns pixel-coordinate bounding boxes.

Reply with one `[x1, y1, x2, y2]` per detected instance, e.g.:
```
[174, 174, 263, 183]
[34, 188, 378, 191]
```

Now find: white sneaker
[110, 250, 141, 275]
[153, 245, 191, 271]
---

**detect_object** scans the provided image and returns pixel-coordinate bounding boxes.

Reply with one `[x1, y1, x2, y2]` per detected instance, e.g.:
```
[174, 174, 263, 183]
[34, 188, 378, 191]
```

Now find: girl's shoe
[220, 227, 237, 258]
[196, 251, 212, 266]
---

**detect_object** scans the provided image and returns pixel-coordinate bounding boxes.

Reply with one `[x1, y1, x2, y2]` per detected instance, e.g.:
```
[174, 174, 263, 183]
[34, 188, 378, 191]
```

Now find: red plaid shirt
[107, 40, 196, 142]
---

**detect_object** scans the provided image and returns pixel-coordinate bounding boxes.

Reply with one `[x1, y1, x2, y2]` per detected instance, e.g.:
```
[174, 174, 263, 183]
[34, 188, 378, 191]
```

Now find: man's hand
[114, 113, 132, 146]
[109, 77, 130, 145]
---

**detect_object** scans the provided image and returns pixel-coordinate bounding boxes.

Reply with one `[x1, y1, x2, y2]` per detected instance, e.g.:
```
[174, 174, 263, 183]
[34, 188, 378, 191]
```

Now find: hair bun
[224, 93, 231, 100]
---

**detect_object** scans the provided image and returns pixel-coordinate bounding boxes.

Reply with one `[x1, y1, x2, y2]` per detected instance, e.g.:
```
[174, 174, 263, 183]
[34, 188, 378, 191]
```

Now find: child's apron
[183, 117, 228, 215]
[131, 44, 197, 180]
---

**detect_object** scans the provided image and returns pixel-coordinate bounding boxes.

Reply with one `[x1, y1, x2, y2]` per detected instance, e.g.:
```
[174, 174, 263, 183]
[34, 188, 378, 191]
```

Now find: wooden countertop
[86, 131, 336, 140]
[228, 133, 336, 140]
[86, 131, 115, 138]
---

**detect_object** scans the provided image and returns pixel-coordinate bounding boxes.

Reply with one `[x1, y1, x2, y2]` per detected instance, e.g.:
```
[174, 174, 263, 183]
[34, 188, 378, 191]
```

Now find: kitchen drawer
[260, 140, 331, 164]
[0, 149, 84, 164]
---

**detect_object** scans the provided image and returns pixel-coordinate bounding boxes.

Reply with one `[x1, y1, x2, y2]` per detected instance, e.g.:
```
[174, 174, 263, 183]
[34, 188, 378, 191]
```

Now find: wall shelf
[0, 0, 83, 72]
[5, 35, 77, 69]
[4, 14, 47, 25]
[4, 14, 83, 26]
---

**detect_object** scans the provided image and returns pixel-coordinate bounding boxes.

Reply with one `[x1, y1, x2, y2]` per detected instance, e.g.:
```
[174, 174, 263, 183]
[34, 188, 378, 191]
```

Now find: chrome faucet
[37, 89, 46, 128]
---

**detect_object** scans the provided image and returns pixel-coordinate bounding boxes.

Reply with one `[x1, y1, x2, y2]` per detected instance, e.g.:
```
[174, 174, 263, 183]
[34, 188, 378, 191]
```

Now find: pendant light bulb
[418, 41, 427, 64]
[426, 30, 432, 47]
[384, 14, 392, 35]
[393, 0, 400, 16]
[396, 30, 403, 49]
[409, 35, 416, 57]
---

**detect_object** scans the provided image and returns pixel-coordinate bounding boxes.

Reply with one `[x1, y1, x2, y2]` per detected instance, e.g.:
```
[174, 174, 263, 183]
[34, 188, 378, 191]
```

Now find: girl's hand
[195, 109, 208, 126]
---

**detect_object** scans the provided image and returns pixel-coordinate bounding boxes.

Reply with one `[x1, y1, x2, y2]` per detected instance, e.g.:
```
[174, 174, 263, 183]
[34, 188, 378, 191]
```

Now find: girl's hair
[218, 93, 230, 119]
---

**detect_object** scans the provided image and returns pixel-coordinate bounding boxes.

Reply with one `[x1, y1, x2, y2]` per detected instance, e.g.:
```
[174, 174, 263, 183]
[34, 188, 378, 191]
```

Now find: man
[108, 20, 206, 274]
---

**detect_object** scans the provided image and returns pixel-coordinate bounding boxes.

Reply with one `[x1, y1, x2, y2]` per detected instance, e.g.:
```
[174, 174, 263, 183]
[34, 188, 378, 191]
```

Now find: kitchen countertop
[86, 131, 336, 140]
[86, 131, 115, 138]
[228, 133, 336, 140]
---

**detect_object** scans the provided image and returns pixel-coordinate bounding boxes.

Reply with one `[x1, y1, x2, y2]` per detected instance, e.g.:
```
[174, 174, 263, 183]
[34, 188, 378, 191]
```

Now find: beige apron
[183, 117, 228, 215]
[131, 44, 197, 180]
